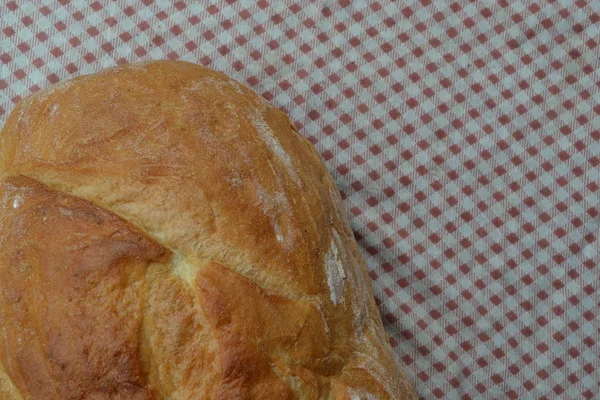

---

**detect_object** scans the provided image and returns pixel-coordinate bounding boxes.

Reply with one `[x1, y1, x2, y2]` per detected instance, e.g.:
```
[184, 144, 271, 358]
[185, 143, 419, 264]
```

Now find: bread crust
[0, 61, 415, 399]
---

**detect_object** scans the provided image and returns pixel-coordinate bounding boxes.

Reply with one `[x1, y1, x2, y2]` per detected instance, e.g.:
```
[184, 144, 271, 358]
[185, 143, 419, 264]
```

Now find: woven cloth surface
[2, 1, 600, 399]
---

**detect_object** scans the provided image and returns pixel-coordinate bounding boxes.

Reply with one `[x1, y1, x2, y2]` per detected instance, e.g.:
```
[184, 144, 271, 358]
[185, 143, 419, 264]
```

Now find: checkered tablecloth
[2, 1, 600, 399]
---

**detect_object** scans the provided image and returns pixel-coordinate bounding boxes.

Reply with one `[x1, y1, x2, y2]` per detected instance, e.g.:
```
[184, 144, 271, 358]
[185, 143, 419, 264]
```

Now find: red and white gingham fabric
[2, 1, 600, 398]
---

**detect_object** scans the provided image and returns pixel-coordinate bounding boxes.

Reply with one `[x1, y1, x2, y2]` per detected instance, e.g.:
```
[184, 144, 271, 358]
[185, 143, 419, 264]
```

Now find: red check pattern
[2, 1, 600, 398]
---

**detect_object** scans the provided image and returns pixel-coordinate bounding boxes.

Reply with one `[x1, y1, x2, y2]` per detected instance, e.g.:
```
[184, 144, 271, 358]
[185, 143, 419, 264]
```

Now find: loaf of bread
[0, 61, 414, 399]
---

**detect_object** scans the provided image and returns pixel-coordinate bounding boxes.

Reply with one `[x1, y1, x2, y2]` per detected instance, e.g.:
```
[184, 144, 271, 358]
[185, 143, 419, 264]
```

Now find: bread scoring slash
[0, 61, 415, 399]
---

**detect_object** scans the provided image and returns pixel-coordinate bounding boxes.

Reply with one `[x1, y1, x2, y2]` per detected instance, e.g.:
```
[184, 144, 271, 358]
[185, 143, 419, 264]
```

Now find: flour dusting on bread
[255, 184, 295, 250]
[11, 195, 22, 209]
[348, 387, 378, 400]
[325, 230, 347, 305]
[251, 111, 302, 187]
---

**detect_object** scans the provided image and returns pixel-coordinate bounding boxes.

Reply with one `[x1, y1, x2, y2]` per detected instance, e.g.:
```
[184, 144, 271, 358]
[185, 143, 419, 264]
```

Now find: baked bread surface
[0, 60, 414, 399]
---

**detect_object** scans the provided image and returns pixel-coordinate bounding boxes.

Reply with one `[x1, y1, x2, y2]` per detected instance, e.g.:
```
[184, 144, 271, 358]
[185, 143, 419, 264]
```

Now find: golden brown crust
[0, 176, 168, 399]
[0, 61, 415, 399]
